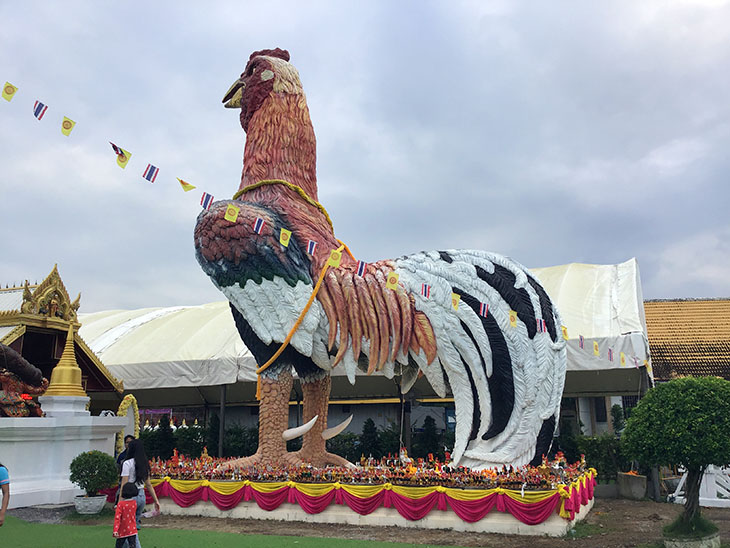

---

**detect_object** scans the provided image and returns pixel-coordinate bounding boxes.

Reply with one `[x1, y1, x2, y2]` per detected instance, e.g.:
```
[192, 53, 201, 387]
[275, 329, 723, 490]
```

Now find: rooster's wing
[316, 249, 566, 468]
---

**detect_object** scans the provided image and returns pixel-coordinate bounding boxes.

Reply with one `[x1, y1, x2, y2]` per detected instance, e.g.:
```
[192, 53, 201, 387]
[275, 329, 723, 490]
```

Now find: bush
[139, 427, 158, 458]
[69, 450, 118, 496]
[174, 425, 206, 458]
[223, 424, 258, 457]
[327, 431, 360, 462]
[664, 514, 718, 539]
[555, 419, 580, 463]
[577, 433, 628, 483]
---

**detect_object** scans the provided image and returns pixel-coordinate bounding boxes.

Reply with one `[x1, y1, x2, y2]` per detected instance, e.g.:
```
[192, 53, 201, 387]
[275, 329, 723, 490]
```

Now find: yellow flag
[620, 352, 626, 366]
[451, 292, 460, 311]
[593, 341, 599, 357]
[61, 117, 75, 136]
[117, 149, 132, 169]
[385, 271, 399, 289]
[561, 325, 569, 340]
[177, 178, 196, 192]
[509, 310, 517, 327]
[2, 82, 17, 101]
[224, 204, 240, 223]
[279, 228, 292, 247]
[327, 250, 342, 267]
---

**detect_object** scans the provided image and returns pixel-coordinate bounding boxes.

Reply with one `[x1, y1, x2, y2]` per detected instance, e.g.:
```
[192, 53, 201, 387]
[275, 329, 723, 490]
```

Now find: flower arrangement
[115, 394, 140, 455]
[149, 449, 592, 490]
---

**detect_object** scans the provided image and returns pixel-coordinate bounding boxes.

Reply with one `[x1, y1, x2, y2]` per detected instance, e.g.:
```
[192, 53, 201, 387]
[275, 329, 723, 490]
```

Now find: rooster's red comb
[249, 48, 290, 62]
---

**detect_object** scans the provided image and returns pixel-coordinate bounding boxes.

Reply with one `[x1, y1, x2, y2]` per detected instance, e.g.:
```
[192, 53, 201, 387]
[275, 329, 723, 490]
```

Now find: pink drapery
[101, 476, 594, 525]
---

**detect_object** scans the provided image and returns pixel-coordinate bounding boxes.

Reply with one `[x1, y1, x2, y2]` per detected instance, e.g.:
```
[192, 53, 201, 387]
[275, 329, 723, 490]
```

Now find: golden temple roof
[0, 265, 123, 393]
[644, 299, 730, 381]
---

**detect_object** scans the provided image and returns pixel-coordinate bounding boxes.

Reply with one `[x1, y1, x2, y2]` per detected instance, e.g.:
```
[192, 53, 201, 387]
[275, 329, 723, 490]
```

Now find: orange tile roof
[644, 299, 730, 381]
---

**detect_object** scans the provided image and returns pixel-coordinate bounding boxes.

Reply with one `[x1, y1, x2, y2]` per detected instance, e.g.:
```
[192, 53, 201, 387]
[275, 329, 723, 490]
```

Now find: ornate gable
[20, 264, 81, 322]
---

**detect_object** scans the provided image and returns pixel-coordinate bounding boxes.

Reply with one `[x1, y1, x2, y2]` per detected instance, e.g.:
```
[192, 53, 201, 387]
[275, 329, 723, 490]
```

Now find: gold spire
[44, 323, 88, 397]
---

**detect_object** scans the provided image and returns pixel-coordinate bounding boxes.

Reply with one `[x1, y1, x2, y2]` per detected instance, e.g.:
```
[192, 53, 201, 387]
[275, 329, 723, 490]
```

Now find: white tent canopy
[78, 258, 650, 401]
[532, 258, 651, 375]
[79, 302, 257, 391]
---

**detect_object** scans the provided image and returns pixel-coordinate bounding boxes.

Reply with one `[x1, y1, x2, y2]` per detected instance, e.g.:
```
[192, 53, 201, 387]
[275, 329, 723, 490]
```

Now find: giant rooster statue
[194, 48, 567, 470]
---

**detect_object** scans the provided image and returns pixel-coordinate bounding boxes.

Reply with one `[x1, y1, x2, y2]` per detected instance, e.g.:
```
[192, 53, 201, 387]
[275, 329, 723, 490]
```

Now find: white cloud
[641, 138, 708, 176]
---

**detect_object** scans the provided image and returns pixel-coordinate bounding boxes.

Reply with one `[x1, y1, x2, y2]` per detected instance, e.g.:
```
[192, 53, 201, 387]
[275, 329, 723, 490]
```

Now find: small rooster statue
[194, 48, 567, 470]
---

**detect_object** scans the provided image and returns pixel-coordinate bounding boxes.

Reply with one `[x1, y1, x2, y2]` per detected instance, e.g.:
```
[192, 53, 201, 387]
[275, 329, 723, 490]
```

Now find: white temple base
[159, 496, 593, 537]
[0, 413, 127, 509]
[37, 395, 90, 416]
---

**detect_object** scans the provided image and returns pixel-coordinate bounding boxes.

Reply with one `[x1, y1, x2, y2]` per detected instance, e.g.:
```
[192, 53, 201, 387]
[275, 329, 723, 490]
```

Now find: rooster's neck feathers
[241, 93, 318, 202]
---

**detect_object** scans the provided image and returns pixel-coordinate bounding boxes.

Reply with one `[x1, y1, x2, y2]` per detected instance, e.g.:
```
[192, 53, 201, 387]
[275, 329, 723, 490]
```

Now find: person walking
[0, 462, 8, 527]
[117, 435, 135, 471]
[119, 440, 161, 548]
[113, 483, 138, 548]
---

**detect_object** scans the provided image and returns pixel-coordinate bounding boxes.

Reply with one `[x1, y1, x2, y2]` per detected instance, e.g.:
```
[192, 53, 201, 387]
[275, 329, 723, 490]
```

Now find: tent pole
[218, 384, 227, 457]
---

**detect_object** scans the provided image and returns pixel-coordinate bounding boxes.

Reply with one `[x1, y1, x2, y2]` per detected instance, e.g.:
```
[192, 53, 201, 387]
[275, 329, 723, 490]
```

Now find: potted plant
[69, 450, 119, 514]
[623, 376, 730, 547]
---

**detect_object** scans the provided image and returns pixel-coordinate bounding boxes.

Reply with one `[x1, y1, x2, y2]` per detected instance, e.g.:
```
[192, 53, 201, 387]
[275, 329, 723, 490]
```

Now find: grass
[566, 521, 602, 538]
[637, 544, 730, 548]
[64, 505, 115, 522]
[1, 515, 460, 548]
[663, 514, 719, 539]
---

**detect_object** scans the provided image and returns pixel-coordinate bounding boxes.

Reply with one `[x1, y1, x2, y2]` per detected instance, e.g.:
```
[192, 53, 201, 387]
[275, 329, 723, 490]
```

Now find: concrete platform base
[159, 496, 593, 537]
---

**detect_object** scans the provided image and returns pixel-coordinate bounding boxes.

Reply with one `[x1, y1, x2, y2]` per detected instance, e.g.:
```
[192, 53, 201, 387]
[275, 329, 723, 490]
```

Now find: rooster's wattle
[194, 48, 567, 469]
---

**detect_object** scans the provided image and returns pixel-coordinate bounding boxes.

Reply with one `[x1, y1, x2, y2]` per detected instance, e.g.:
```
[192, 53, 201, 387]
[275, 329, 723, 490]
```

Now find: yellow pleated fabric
[248, 481, 289, 493]
[209, 481, 247, 495]
[339, 483, 386, 499]
[293, 483, 337, 497]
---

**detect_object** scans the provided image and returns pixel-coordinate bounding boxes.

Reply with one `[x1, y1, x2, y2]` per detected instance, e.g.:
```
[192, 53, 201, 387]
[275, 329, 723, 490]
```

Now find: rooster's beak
[223, 78, 245, 109]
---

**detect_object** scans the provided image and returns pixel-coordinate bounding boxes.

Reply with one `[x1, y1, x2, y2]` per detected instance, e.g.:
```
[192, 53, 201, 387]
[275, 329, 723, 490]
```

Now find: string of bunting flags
[577, 331, 647, 369]
[3, 78, 651, 374]
[3, 78, 560, 332]
[3, 79, 216, 208]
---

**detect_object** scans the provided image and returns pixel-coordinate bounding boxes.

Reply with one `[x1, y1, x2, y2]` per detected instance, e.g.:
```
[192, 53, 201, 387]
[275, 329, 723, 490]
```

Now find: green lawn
[1, 515, 454, 548]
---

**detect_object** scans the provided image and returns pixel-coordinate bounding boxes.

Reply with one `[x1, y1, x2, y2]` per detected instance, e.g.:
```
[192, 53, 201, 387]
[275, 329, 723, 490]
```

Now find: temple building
[644, 298, 730, 382]
[0, 265, 123, 413]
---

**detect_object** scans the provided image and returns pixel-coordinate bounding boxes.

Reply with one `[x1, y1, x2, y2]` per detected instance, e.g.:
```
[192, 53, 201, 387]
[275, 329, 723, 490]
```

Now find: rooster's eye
[246, 63, 256, 77]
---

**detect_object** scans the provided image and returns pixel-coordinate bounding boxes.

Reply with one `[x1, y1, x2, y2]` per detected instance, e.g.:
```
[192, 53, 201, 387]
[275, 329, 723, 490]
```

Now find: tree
[622, 376, 730, 532]
[156, 415, 175, 460]
[223, 424, 258, 457]
[379, 420, 401, 458]
[326, 432, 360, 462]
[359, 418, 381, 458]
[206, 413, 220, 457]
[412, 416, 440, 458]
[174, 424, 206, 458]
[610, 404, 625, 434]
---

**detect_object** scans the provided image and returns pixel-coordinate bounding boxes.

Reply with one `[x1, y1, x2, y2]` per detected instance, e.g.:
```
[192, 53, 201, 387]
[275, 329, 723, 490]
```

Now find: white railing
[670, 466, 730, 508]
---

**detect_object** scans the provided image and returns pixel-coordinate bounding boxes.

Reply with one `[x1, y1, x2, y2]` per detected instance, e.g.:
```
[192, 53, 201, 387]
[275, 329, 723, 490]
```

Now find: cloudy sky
[1, 1, 729, 312]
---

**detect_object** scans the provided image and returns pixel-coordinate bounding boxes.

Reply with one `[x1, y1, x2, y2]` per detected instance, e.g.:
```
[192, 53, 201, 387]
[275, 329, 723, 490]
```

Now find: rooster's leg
[221, 369, 295, 469]
[293, 373, 352, 467]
